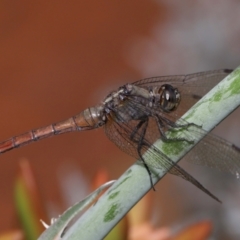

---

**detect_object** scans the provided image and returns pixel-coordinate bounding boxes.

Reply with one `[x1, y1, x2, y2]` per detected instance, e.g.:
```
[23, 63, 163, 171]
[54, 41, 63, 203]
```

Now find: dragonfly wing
[168, 162, 221, 203]
[133, 69, 240, 176]
[133, 69, 232, 91]
[185, 132, 240, 176]
[104, 98, 220, 202]
[134, 69, 232, 118]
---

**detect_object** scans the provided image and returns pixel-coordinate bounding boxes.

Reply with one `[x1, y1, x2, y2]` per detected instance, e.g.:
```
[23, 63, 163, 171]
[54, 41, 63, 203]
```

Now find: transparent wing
[133, 69, 232, 90]
[185, 134, 240, 176]
[133, 69, 240, 175]
[105, 93, 240, 179]
[104, 97, 222, 202]
[133, 69, 232, 117]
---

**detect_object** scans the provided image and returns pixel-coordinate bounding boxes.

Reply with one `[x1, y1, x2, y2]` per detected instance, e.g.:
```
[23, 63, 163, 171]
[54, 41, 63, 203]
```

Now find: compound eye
[159, 84, 180, 112]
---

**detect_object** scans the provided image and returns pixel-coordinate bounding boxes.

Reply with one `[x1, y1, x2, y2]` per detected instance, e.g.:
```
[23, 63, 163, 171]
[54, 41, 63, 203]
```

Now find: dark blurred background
[1, 1, 240, 239]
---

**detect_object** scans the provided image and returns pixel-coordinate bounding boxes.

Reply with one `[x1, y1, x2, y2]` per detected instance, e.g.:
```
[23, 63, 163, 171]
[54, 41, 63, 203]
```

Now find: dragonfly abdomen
[0, 107, 105, 154]
[0, 119, 76, 154]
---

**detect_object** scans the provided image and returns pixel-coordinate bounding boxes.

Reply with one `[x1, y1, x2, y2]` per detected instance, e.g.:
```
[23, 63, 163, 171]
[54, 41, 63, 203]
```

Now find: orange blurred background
[1, 1, 240, 239]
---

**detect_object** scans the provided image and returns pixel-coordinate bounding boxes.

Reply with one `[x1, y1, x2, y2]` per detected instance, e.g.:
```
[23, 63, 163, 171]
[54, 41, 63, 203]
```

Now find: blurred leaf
[104, 217, 128, 240]
[38, 180, 115, 240]
[14, 159, 47, 240]
[0, 230, 24, 240]
[129, 223, 170, 240]
[91, 168, 109, 190]
[128, 191, 153, 227]
[171, 220, 212, 240]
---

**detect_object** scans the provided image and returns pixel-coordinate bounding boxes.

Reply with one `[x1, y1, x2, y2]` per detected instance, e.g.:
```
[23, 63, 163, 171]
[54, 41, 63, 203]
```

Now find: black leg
[135, 119, 156, 191]
[161, 115, 197, 128]
[130, 119, 146, 141]
[154, 115, 194, 144]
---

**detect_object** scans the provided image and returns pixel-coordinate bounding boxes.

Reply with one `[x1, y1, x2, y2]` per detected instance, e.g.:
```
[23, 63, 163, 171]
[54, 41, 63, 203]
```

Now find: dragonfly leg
[161, 115, 200, 129]
[134, 119, 156, 191]
[154, 115, 194, 144]
[130, 119, 146, 140]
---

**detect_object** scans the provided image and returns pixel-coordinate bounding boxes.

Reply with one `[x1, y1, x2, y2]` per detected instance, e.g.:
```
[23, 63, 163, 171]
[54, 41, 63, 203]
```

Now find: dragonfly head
[158, 84, 181, 112]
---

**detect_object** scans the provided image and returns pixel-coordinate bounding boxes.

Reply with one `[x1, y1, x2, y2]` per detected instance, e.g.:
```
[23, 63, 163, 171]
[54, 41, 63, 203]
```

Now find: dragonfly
[1, 69, 239, 202]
